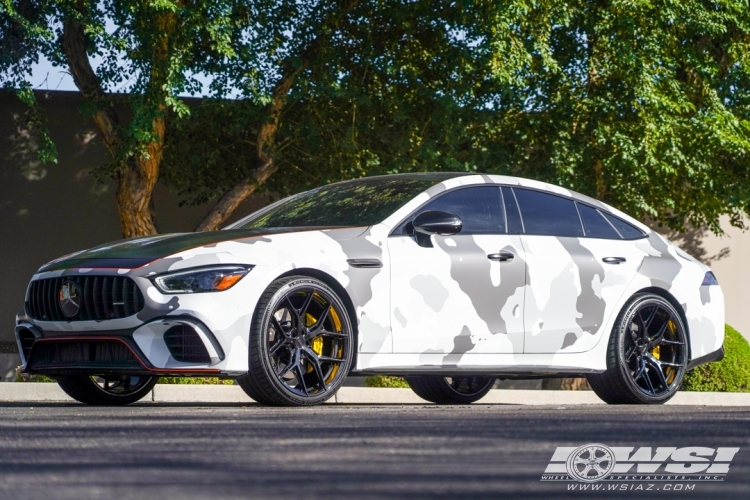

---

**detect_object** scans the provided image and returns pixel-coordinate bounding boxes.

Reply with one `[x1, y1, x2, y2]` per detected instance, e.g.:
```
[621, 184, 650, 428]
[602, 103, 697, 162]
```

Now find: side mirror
[410, 210, 463, 247]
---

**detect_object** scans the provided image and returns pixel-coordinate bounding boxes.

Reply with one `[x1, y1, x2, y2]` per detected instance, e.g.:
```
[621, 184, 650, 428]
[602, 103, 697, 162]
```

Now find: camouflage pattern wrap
[16, 174, 724, 377]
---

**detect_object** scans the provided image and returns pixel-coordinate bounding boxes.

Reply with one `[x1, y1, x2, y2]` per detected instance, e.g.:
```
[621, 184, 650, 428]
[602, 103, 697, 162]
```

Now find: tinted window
[501, 187, 524, 234]
[578, 203, 621, 239]
[400, 186, 505, 234]
[513, 188, 584, 237]
[237, 178, 440, 228]
[601, 212, 645, 240]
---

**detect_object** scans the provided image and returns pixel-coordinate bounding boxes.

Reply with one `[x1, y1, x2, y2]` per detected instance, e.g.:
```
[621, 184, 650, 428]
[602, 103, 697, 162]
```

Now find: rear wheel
[587, 293, 688, 404]
[238, 276, 354, 406]
[57, 375, 157, 405]
[405, 375, 495, 404]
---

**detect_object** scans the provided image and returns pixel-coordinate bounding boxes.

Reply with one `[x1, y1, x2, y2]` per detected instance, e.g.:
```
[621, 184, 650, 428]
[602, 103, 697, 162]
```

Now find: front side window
[396, 186, 506, 235]
[513, 188, 584, 237]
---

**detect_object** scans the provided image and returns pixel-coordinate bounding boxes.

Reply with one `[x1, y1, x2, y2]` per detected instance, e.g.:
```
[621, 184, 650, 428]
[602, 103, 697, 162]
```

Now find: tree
[491, 0, 750, 233]
[1, 0, 236, 237]
[162, 0, 556, 228]
[165, 0, 750, 234]
[4, 1, 750, 236]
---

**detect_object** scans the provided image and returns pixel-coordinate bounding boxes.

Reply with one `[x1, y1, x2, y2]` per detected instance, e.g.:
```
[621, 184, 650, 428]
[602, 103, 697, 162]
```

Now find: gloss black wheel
[587, 293, 688, 404]
[238, 276, 353, 406]
[57, 375, 157, 405]
[405, 375, 495, 404]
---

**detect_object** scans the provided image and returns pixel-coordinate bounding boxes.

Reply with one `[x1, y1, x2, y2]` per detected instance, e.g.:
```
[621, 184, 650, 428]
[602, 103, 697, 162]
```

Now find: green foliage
[4, 1, 750, 232]
[14, 366, 55, 382]
[683, 325, 750, 392]
[365, 375, 410, 388]
[15, 85, 57, 163]
[1, 0, 238, 171]
[158, 377, 235, 385]
[163, 0, 750, 233]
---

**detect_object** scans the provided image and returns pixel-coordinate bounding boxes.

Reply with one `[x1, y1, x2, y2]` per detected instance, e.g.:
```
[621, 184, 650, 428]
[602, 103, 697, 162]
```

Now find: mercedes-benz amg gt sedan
[16, 173, 724, 406]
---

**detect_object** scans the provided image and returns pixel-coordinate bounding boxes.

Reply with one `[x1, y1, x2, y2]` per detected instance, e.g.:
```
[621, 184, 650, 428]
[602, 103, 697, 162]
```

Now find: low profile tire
[57, 375, 157, 405]
[587, 293, 689, 404]
[238, 276, 354, 406]
[405, 375, 495, 404]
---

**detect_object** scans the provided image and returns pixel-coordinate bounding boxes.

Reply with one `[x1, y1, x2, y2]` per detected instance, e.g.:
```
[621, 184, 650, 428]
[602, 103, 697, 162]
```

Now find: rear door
[510, 188, 645, 353]
[388, 185, 526, 356]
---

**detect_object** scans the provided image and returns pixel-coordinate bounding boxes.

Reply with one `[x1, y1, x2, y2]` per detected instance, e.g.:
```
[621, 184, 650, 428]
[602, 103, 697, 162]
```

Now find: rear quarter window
[577, 203, 621, 239]
[601, 212, 646, 240]
[513, 188, 584, 237]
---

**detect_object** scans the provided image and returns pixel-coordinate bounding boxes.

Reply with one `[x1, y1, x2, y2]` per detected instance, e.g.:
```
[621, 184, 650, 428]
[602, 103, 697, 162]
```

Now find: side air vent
[18, 329, 36, 362]
[163, 325, 211, 364]
[26, 276, 145, 322]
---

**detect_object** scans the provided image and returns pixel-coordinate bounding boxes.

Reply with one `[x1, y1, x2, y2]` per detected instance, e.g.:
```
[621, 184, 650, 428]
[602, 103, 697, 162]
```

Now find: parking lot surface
[0, 404, 748, 499]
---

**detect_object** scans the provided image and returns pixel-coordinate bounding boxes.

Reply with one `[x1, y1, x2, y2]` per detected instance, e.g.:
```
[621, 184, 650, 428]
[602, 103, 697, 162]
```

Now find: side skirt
[356, 352, 607, 374]
[686, 344, 725, 371]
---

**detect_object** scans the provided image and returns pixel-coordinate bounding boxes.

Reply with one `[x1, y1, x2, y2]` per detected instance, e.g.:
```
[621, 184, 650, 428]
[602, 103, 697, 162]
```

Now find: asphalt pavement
[0, 403, 748, 499]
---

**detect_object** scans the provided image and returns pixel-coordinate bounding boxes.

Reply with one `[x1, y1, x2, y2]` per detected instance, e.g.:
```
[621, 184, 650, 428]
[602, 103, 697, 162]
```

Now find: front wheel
[587, 293, 688, 404]
[238, 276, 354, 406]
[405, 375, 495, 404]
[57, 375, 157, 405]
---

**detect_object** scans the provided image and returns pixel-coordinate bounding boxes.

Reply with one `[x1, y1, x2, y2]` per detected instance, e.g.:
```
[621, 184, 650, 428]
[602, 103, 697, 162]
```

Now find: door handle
[488, 252, 514, 262]
[602, 256, 626, 264]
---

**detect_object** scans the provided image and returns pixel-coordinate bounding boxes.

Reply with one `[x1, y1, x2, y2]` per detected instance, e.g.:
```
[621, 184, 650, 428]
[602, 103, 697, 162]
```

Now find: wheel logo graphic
[566, 444, 616, 482]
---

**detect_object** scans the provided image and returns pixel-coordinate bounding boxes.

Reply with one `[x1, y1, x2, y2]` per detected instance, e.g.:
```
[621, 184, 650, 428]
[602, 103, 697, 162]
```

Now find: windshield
[236, 175, 454, 229]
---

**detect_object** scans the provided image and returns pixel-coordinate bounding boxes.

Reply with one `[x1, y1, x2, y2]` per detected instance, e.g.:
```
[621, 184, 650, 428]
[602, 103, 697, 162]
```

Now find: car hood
[38, 227, 362, 272]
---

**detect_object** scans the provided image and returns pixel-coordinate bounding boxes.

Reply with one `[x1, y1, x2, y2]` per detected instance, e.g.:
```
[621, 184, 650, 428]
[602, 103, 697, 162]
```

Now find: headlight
[152, 265, 253, 294]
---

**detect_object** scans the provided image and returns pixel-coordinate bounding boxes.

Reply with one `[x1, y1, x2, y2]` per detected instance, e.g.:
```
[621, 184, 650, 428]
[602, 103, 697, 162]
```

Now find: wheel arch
[275, 267, 359, 372]
[630, 286, 691, 359]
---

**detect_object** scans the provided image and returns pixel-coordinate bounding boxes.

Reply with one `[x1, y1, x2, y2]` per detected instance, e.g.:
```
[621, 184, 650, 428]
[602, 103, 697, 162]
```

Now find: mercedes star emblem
[59, 281, 81, 318]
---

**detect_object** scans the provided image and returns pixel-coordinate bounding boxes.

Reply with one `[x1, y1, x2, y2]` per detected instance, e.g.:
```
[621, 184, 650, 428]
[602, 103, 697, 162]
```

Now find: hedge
[683, 325, 750, 392]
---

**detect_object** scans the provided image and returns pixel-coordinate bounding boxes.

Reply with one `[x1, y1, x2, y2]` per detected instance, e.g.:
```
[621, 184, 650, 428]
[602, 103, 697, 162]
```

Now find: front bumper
[15, 319, 225, 377]
[15, 264, 274, 376]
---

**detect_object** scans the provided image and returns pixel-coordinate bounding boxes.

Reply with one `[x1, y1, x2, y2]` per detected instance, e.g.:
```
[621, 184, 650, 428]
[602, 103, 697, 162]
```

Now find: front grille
[26, 276, 145, 322]
[163, 325, 211, 363]
[27, 340, 142, 371]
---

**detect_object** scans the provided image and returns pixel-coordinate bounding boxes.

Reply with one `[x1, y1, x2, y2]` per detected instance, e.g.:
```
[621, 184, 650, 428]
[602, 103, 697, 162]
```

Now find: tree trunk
[195, 70, 293, 232]
[62, 2, 166, 238]
[116, 139, 162, 238]
[196, 0, 360, 231]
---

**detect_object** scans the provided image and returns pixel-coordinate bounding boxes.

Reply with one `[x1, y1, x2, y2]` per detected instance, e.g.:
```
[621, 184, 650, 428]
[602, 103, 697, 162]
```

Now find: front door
[388, 185, 526, 356]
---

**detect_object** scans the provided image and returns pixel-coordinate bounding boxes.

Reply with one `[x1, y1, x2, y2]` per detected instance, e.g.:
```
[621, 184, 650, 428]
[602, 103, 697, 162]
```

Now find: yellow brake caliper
[653, 320, 678, 384]
[306, 313, 324, 355]
[305, 313, 324, 374]
[305, 302, 344, 382]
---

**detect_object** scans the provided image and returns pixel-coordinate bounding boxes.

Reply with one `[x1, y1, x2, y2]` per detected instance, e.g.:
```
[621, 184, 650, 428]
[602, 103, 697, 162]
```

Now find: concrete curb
[2, 383, 750, 405]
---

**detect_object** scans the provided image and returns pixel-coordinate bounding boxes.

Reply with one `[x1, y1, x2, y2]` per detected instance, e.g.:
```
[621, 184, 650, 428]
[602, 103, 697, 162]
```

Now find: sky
[27, 54, 218, 98]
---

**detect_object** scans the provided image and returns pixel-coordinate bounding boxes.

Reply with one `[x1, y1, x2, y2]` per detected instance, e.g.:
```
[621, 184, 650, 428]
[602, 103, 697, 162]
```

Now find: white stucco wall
[659, 217, 749, 343]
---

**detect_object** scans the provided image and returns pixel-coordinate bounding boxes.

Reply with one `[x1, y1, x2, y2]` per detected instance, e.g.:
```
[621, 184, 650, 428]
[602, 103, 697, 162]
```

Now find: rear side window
[577, 203, 621, 239]
[601, 212, 645, 240]
[397, 186, 505, 234]
[513, 188, 584, 237]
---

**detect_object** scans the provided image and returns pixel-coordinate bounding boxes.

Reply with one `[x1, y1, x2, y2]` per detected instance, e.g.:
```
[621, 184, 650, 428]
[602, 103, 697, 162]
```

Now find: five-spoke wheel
[588, 293, 688, 404]
[238, 276, 353, 406]
[406, 375, 495, 404]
